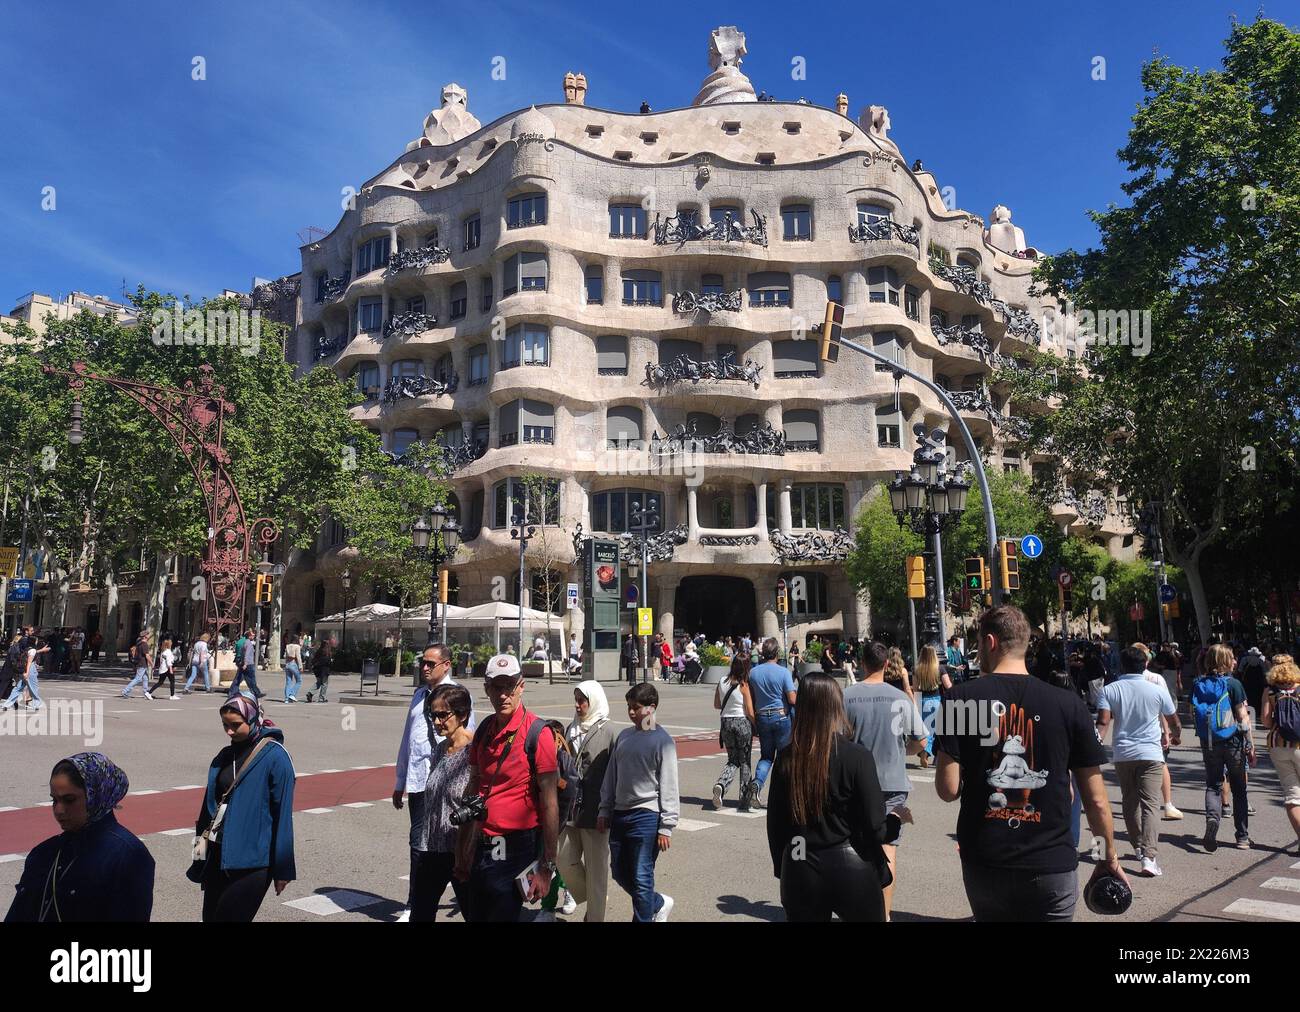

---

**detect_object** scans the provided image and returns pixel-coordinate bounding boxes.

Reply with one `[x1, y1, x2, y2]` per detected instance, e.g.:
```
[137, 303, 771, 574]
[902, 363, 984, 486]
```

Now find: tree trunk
[142, 551, 173, 651]
[102, 560, 120, 663]
[1177, 550, 1213, 647]
[51, 561, 70, 626]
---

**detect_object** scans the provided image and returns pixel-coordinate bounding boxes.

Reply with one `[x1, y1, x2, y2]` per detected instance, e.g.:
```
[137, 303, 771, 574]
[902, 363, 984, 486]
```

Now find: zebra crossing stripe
[1260, 877, 1300, 894]
[1223, 898, 1300, 921]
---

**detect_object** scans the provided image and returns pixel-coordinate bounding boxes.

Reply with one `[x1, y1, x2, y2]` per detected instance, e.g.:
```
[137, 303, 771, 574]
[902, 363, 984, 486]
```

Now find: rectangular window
[586, 269, 603, 304]
[507, 193, 547, 228]
[596, 335, 628, 375]
[358, 298, 383, 333]
[520, 251, 548, 291]
[480, 276, 493, 312]
[622, 275, 662, 305]
[609, 204, 647, 238]
[781, 205, 812, 241]
[404, 296, 425, 315]
[450, 282, 467, 320]
[873, 331, 901, 371]
[905, 287, 920, 321]
[505, 326, 549, 368]
[469, 346, 489, 386]
[357, 236, 391, 275]
[464, 216, 481, 251]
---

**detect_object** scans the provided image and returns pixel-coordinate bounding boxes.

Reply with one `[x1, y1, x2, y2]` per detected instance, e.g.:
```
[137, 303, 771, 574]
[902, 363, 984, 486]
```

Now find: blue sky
[1, 0, 1295, 307]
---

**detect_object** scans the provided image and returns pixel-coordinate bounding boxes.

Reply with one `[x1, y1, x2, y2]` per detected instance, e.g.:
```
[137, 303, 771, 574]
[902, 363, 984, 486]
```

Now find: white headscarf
[567, 679, 610, 744]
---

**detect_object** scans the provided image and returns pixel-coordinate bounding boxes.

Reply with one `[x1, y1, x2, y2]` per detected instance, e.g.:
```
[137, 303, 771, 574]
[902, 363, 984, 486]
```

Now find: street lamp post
[411, 506, 461, 648]
[340, 568, 352, 652]
[510, 513, 537, 657]
[629, 499, 660, 684]
[888, 425, 971, 662]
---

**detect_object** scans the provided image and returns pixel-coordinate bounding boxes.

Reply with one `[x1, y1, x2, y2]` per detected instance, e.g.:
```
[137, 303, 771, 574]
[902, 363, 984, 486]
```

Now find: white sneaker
[169, 695, 179, 700]
[1162, 803, 1184, 821]
[396, 909, 410, 923]
[654, 894, 674, 922]
[559, 890, 577, 915]
[1140, 856, 1163, 877]
[144, 691, 154, 700]
[711, 784, 724, 811]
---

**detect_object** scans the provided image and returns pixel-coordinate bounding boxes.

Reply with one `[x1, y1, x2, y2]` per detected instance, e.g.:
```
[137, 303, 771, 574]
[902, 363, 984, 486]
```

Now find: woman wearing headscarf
[6, 753, 155, 921]
[555, 680, 615, 921]
[190, 694, 296, 921]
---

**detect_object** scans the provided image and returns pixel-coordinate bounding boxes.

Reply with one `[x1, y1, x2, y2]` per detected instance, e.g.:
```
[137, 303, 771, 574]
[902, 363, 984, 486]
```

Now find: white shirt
[191, 640, 210, 665]
[395, 675, 476, 793]
[158, 648, 174, 675]
[717, 679, 747, 719]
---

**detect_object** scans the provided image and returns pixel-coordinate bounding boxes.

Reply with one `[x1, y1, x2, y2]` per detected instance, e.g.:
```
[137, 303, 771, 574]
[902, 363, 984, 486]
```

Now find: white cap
[486, 653, 521, 678]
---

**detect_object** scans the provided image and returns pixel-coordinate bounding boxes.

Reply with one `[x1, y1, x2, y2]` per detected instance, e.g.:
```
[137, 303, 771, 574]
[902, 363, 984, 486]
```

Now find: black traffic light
[965, 557, 984, 591]
[820, 301, 843, 364]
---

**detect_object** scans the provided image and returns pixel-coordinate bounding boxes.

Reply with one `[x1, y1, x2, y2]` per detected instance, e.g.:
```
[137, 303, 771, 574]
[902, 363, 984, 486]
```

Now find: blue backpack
[1191, 675, 1238, 741]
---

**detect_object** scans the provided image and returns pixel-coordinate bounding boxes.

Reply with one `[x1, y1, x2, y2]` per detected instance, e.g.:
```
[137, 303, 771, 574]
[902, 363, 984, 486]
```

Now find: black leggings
[410, 850, 472, 922]
[202, 865, 273, 922]
[779, 842, 886, 922]
[150, 669, 175, 696]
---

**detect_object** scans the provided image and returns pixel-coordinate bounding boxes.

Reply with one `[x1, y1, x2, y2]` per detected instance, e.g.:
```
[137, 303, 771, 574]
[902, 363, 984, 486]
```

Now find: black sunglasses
[430, 709, 454, 720]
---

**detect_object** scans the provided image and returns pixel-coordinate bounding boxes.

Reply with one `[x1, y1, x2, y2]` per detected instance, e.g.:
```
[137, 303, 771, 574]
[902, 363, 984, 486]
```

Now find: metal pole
[908, 597, 919, 670]
[932, 523, 949, 650]
[518, 534, 526, 657]
[441, 569, 448, 645]
[16, 487, 30, 628]
[428, 559, 438, 647]
[839, 336, 1001, 603]
[640, 536, 649, 684]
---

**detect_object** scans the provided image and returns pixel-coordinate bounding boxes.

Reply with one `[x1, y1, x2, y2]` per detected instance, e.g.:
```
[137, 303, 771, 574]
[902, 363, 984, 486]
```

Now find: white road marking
[284, 889, 380, 916]
[302, 807, 334, 815]
[318, 769, 343, 774]
[342, 802, 373, 808]
[0, 853, 27, 863]
[0, 807, 19, 813]
[910, 775, 935, 784]
[160, 828, 193, 836]
[1223, 898, 1300, 921]
[399, 874, 410, 881]
[350, 765, 377, 770]
[674, 818, 720, 831]
[1261, 877, 1300, 894]
[152, 708, 181, 712]
[1291, 860, 1300, 870]
[714, 809, 766, 819]
[174, 785, 204, 791]
[130, 790, 161, 796]
[109, 709, 137, 713]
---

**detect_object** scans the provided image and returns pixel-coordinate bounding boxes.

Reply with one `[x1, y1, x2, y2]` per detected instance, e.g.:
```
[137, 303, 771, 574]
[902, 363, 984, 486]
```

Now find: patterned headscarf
[55, 753, 129, 826]
[219, 692, 276, 741]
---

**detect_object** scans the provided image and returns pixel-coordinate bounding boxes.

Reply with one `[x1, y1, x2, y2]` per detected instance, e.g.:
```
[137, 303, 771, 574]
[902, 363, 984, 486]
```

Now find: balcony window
[773, 338, 818, 378]
[468, 344, 489, 386]
[621, 270, 662, 306]
[781, 203, 812, 241]
[586, 266, 604, 304]
[493, 477, 561, 527]
[736, 413, 762, 437]
[461, 490, 484, 541]
[790, 484, 845, 530]
[391, 359, 423, 379]
[507, 192, 547, 229]
[591, 489, 662, 534]
[868, 265, 902, 306]
[857, 203, 892, 229]
[716, 342, 737, 365]
[827, 275, 842, 304]
[701, 273, 724, 297]
[314, 272, 329, 302]
[403, 296, 426, 315]
[391, 428, 420, 455]
[687, 412, 721, 436]
[783, 409, 820, 451]
[876, 409, 902, 448]
[905, 286, 920, 321]
[480, 276, 493, 312]
[358, 298, 383, 333]
[436, 424, 465, 449]
[962, 313, 982, 332]
[609, 204, 647, 238]
[606, 405, 643, 446]
[503, 251, 547, 296]
[504, 324, 549, 368]
[357, 236, 391, 275]
[433, 353, 454, 385]
[353, 362, 380, 397]
[709, 204, 741, 227]
[872, 331, 902, 371]
[931, 308, 950, 329]
[450, 281, 467, 320]
[659, 338, 703, 364]
[596, 334, 628, 375]
[748, 271, 791, 307]
[464, 215, 481, 251]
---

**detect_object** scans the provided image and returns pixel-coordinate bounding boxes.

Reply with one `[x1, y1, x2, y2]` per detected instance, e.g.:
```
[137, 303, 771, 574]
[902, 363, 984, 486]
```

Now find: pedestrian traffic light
[1060, 585, 1073, 613]
[965, 557, 984, 591]
[999, 539, 1019, 592]
[255, 574, 272, 604]
[819, 301, 843, 364]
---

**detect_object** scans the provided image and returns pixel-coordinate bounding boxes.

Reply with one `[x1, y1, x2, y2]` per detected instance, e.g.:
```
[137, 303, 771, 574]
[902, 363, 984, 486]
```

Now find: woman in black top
[766, 672, 899, 922]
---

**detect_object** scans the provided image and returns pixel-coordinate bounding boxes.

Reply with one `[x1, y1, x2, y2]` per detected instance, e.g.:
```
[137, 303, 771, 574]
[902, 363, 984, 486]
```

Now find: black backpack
[524, 714, 581, 824]
[1274, 688, 1300, 745]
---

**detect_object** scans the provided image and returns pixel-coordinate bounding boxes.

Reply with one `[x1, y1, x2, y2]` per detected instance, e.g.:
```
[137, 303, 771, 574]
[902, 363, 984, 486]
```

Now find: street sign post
[0, 547, 18, 578]
[1158, 583, 1176, 604]
[1058, 571, 1073, 589]
[636, 608, 653, 637]
[566, 583, 579, 611]
[1020, 535, 1043, 559]
[6, 578, 33, 603]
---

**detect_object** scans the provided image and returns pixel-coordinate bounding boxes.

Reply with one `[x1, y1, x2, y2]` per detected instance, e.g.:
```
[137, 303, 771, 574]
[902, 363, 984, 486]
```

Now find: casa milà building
[282, 25, 1131, 648]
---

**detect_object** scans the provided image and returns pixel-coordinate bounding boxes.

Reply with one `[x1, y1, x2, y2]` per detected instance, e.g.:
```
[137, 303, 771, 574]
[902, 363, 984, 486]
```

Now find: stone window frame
[506, 190, 548, 229]
[780, 202, 813, 241]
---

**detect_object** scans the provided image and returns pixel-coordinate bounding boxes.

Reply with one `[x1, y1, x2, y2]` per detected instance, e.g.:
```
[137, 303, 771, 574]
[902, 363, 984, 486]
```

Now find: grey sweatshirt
[599, 726, 680, 835]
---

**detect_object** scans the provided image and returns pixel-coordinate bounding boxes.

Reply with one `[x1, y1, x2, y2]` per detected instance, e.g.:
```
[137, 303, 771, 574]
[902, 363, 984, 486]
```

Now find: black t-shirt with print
[936, 672, 1106, 874]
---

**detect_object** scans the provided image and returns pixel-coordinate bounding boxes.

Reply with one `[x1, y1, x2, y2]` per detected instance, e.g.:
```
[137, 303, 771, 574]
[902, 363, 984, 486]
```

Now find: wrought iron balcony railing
[597, 367, 628, 376]
[315, 273, 350, 303]
[441, 440, 487, 472]
[572, 522, 690, 565]
[385, 244, 451, 276]
[785, 440, 821, 453]
[770, 527, 854, 563]
[650, 418, 786, 456]
[1056, 488, 1108, 527]
[643, 352, 762, 389]
[1002, 305, 1042, 344]
[384, 312, 437, 338]
[848, 219, 921, 252]
[671, 289, 744, 314]
[652, 209, 768, 247]
[382, 373, 458, 403]
[931, 319, 993, 358]
[315, 333, 347, 360]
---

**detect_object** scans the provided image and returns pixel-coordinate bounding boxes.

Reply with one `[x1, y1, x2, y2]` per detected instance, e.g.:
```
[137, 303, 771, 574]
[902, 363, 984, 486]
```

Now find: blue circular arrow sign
[1158, 583, 1176, 604]
[1020, 535, 1043, 559]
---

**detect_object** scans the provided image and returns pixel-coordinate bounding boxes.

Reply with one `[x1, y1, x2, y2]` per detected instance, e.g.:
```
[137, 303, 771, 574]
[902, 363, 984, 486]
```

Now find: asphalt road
[2, 667, 1298, 923]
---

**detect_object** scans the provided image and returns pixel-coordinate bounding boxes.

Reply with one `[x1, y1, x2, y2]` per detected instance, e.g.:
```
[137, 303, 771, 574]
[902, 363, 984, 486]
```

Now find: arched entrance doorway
[674, 576, 756, 642]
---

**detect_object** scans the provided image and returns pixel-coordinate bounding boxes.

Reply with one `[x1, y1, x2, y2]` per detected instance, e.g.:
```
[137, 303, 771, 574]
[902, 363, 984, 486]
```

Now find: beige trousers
[557, 825, 610, 922]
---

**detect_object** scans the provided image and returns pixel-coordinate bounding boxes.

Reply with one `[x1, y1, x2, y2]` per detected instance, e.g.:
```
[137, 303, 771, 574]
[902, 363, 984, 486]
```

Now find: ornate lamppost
[510, 512, 537, 656]
[888, 424, 971, 661]
[42, 361, 277, 638]
[410, 505, 461, 647]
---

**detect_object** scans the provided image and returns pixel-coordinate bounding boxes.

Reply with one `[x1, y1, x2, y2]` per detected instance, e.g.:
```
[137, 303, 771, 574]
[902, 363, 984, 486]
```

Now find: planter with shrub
[699, 643, 731, 684]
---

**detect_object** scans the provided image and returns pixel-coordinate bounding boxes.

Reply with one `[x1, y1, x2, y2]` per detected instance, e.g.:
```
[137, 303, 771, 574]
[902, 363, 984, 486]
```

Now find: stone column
[755, 481, 770, 541]
[730, 487, 744, 529]
[779, 484, 793, 532]
[760, 598, 780, 640]
[656, 574, 676, 642]
[687, 486, 700, 539]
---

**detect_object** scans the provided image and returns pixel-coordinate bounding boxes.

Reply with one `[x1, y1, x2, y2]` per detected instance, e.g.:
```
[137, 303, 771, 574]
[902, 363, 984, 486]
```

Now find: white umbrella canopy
[457, 602, 555, 622]
[314, 603, 401, 625]
[401, 603, 470, 622]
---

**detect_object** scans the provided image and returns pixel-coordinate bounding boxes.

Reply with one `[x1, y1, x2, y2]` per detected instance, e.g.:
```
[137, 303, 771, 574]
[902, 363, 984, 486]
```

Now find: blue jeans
[609, 808, 664, 922]
[752, 712, 792, 793]
[920, 692, 941, 756]
[123, 668, 150, 696]
[229, 665, 263, 698]
[3, 671, 41, 708]
[184, 660, 210, 691]
[283, 661, 301, 699]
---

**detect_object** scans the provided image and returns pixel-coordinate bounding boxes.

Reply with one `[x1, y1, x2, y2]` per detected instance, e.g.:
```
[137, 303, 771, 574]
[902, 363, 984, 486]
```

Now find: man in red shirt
[454, 654, 560, 921]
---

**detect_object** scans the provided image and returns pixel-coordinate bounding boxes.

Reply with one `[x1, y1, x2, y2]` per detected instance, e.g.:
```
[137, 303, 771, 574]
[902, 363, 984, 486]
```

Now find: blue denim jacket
[198, 727, 296, 879]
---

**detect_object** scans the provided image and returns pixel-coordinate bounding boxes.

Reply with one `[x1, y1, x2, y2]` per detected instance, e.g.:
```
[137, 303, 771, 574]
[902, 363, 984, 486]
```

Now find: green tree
[1014, 17, 1300, 645]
